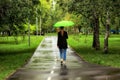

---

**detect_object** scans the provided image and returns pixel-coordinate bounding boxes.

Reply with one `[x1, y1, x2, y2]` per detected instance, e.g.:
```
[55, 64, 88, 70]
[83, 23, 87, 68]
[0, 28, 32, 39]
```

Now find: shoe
[60, 59, 63, 64]
[63, 61, 66, 64]
[61, 61, 63, 64]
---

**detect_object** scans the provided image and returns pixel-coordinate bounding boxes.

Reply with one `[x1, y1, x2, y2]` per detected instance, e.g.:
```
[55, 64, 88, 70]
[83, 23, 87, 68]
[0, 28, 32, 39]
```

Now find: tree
[68, 0, 101, 50]
[99, 0, 120, 53]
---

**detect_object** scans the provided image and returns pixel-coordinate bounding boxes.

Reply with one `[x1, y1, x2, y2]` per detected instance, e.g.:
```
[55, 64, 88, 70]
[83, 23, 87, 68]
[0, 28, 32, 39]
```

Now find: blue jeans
[59, 49, 67, 61]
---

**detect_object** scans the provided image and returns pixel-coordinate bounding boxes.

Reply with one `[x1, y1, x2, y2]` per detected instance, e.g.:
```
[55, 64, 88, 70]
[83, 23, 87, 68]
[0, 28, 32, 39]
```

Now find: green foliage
[36, 0, 52, 32]
[24, 24, 36, 33]
[0, 36, 44, 80]
[68, 0, 120, 27]
[0, 0, 40, 35]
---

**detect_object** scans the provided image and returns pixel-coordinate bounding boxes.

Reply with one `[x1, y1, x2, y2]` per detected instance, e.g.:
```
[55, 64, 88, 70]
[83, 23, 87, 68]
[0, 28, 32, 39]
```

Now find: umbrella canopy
[53, 20, 74, 27]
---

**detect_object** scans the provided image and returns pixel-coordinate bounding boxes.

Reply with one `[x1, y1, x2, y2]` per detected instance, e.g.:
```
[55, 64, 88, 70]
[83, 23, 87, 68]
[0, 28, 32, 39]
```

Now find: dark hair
[60, 26, 64, 29]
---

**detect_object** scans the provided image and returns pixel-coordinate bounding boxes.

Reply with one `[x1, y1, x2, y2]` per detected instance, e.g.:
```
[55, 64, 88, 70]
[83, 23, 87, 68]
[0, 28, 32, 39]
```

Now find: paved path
[7, 36, 120, 80]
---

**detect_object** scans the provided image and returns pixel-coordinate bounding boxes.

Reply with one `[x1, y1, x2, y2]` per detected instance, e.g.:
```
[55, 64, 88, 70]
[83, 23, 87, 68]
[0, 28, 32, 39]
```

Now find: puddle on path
[40, 43, 52, 48]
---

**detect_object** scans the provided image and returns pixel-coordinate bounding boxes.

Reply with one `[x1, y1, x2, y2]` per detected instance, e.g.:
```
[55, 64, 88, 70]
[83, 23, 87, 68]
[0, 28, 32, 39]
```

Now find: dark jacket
[57, 31, 68, 49]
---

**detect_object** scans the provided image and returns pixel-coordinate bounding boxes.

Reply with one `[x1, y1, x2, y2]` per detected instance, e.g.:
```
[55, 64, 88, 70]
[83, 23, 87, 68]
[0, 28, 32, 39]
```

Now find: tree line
[0, 0, 120, 53]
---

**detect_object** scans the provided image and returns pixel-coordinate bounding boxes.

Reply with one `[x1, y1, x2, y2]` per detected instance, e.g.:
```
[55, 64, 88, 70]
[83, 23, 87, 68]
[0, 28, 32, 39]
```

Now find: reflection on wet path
[7, 36, 120, 80]
[60, 64, 68, 76]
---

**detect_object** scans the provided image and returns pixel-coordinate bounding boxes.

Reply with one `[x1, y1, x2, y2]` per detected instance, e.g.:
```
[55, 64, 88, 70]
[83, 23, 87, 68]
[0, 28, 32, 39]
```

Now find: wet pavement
[7, 36, 120, 80]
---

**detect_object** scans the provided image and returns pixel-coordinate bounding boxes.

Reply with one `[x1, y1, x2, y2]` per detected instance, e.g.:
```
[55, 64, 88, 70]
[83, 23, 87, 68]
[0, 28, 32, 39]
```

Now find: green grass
[68, 34, 120, 68]
[0, 36, 44, 80]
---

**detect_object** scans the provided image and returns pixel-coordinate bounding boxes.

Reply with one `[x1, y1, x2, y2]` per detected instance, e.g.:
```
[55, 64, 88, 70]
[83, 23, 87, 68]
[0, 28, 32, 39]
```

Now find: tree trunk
[104, 16, 110, 53]
[115, 17, 119, 34]
[104, 24, 109, 53]
[7, 31, 11, 36]
[39, 16, 42, 35]
[92, 16, 100, 50]
[22, 32, 25, 41]
[36, 17, 38, 36]
[78, 26, 82, 33]
[28, 19, 30, 46]
[116, 26, 119, 34]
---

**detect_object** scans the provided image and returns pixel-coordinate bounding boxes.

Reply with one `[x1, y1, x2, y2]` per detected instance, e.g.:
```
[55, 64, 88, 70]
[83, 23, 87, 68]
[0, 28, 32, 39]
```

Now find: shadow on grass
[0, 47, 36, 56]
[72, 46, 96, 54]
[71, 45, 120, 55]
[0, 40, 26, 44]
[0, 41, 17, 44]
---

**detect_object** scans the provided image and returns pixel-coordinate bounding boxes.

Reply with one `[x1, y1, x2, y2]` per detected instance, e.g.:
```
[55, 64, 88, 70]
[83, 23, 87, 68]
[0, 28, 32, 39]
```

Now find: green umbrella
[53, 20, 74, 27]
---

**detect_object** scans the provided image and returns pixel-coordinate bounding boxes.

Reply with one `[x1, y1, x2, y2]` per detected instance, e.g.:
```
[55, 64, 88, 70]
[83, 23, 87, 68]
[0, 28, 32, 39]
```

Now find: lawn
[68, 34, 120, 68]
[0, 36, 44, 80]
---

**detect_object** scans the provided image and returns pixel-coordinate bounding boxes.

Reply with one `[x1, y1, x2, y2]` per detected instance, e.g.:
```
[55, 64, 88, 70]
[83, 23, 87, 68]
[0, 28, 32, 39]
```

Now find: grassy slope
[0, 36, 44, 80]
[68, 34, 120, 68]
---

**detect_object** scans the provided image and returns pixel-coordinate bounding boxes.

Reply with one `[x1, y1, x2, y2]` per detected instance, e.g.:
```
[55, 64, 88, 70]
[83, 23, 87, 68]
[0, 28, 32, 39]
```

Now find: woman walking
[57, 26, 68, 65]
